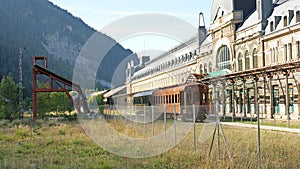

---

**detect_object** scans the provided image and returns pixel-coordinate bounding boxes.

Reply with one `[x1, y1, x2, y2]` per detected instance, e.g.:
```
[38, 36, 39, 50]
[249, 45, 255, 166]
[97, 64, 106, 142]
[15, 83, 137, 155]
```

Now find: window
[245, 50, 250, 70]
[204, 63, 207, 74]
[209, 62, 213, 73]
[297, 41, 300, 59]
[238, 53, 243, 71]
[270, 21, 274, 32]
[296, 11, 300, 23]
[284, 44, 288, 61]
[200, 64, 203, 74]
[283, 16, 288, 27]
[189, 52, 193, 60]
[253, 49, 258, 68]
[216, 45, 232, 70]
[288, 43, 292, 60]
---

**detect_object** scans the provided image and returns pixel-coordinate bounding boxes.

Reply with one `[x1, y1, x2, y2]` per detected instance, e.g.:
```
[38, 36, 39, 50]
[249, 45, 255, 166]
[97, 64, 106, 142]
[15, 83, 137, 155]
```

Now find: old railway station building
[122, 0, 300, 120]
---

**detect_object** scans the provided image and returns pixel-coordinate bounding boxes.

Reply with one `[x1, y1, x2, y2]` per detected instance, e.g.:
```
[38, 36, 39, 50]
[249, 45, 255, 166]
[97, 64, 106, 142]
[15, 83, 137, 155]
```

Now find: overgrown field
[0, 119, 300, 168]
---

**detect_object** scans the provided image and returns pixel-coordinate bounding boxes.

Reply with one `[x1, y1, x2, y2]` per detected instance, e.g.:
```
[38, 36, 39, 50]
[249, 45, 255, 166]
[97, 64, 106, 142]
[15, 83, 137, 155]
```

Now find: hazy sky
[49, 0, 213, 56]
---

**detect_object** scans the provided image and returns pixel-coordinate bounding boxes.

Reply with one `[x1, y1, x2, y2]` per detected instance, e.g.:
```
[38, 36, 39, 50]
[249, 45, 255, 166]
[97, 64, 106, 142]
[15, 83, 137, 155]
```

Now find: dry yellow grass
[0, 119, 300, 168]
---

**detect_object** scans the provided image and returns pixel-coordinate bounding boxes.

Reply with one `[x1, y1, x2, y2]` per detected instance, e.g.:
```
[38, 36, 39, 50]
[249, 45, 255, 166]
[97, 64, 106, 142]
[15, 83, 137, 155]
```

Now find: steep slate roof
[237, 10, 259, 31]
[265, 0, 300, 34]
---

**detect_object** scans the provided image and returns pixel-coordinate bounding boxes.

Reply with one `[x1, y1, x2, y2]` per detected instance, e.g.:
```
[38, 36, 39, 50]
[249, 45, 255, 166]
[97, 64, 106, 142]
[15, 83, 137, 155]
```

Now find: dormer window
[296, 11, 300, 23]
[270, 21, 274, 32]
[283, 16, 288, 27]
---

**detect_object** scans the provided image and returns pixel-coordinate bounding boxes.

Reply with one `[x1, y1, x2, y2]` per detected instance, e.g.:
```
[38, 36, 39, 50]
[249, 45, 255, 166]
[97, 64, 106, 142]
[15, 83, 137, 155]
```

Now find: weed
[58, 129, 66, 135]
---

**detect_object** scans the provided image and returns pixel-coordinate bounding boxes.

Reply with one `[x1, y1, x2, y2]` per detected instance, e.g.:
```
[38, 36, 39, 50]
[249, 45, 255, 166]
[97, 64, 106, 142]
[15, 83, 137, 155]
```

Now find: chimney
[198, 12, 207, 46]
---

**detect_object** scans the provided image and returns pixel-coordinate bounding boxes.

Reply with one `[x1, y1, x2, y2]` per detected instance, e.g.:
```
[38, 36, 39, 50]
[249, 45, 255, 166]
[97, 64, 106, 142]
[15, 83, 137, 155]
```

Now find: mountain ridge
[0, 0, 138, 96]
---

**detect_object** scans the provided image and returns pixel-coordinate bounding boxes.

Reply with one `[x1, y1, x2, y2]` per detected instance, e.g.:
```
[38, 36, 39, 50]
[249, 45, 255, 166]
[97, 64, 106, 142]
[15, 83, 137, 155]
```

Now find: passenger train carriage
[133, 82, 210, 121]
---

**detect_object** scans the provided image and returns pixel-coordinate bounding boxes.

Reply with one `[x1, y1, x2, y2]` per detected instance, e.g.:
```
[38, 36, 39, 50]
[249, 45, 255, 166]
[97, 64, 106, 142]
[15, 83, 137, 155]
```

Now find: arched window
[253, 49, 258, 69]
[238, 53, 243, 71]
[204, 63, 208, 74]
[216, 45, 231, 71]
[209, 62, 213, 73]
[200, 64, 203, 74]
[245, 50, 250, 70]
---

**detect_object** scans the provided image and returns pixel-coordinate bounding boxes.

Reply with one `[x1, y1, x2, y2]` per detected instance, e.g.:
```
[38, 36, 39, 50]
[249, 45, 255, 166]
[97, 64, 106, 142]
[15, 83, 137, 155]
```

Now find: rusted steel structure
[32, 56, 89, 120]
[200, 60, 300, 126]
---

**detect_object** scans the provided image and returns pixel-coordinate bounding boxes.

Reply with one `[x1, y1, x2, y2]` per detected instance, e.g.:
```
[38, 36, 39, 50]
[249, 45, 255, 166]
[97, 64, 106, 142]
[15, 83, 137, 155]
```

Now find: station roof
[133, 90, 155, 97]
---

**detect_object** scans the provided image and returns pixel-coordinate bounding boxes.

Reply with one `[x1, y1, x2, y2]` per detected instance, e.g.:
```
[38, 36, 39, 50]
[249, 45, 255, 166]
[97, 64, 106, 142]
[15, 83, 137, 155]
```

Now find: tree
[87, 93, 105, 113]
[36, 83, 74, 118]
[0, 75, 19, 120]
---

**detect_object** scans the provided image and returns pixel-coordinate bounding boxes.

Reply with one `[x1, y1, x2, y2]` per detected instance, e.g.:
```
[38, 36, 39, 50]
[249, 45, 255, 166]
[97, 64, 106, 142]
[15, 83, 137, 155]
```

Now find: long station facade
[122, 0, 300, 120]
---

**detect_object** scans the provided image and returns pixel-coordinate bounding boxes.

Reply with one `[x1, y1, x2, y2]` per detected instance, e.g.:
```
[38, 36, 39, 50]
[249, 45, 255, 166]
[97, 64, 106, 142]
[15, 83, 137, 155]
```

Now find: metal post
[269, 75, 275, 126]
[231, 80, 235, 121]
[285, 72, 290, 128]
[217, 120, 220, 160]
[164, 105, 167, 144]
[254, 76, 261, 168]
[263, 77, 267, 124]
[243, 79, 247, 121]
[151, 105, 154, 136]
[213, 82, 217, 116]
[193, 104, 196, 152]
[213, 82, 221, 160]
[19, 46, 25, 120]
[222, 82, 226, 118]
[174, 104, 177, 146]
[143, 104, 146, 136]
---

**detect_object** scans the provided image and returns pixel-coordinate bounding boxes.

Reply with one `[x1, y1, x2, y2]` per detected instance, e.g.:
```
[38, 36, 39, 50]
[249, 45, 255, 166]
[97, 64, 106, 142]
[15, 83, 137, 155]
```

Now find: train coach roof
[153, 82, 205, 95]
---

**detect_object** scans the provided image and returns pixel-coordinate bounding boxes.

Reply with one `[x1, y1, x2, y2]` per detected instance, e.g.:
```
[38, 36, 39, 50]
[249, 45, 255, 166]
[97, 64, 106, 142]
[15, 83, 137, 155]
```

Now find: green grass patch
[0, 119, 300, 168]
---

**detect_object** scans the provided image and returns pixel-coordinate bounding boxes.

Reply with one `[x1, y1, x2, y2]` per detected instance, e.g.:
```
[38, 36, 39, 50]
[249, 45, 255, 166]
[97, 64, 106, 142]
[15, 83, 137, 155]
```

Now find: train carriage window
[172, 95, 175, 104]
[160, 95, 162, 104]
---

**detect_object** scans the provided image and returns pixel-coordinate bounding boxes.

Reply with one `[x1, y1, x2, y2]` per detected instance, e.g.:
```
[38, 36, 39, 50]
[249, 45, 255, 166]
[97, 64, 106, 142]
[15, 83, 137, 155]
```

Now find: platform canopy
[133, 90, 155, 97]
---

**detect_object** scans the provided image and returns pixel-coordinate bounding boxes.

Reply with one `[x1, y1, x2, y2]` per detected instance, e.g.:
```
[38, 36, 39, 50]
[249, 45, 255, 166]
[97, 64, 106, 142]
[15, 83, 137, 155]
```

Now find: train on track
[114, 82, 211, 122]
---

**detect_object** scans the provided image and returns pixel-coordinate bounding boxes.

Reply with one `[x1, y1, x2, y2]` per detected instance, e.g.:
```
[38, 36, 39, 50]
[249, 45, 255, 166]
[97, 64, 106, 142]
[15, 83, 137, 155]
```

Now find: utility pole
[19, 45, 25, 120]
